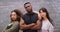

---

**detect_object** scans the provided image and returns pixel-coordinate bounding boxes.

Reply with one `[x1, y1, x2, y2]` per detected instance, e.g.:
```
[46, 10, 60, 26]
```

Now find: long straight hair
[39, 7, 54, 26]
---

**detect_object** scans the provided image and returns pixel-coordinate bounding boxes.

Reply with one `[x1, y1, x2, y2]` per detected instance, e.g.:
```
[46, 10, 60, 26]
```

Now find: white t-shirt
[41, 19, 54, 32]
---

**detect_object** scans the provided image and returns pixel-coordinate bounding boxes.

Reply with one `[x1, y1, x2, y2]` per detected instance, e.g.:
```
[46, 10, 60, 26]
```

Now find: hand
[30, 23, 37, 30]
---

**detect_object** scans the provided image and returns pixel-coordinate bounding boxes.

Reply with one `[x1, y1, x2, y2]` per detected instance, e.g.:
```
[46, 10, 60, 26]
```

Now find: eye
[27, 6, 30, 7]
[40, 12, 41, 13]
[25, 6, 30, 8]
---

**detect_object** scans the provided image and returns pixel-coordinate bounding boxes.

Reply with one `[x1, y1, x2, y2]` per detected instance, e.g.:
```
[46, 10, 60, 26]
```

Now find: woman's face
[10, 12, 17, 21]
[40, 10, 46, 18]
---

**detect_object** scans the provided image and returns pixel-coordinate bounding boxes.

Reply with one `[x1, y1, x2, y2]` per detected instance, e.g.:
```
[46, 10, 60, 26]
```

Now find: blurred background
[0, 0, 60, 32]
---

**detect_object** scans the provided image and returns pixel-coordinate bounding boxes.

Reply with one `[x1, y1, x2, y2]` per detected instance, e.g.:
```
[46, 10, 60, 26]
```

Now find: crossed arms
[20, 17, 42, 30]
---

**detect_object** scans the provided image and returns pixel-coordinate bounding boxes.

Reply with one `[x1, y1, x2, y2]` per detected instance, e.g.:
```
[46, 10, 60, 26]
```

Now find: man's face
[24, 4, 32, 13]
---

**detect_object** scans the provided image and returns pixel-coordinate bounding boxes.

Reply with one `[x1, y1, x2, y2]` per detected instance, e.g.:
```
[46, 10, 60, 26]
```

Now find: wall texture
[0, 0, 60, 32]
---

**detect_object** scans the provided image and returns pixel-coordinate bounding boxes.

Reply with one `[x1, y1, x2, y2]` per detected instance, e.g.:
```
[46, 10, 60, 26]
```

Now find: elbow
[20, 25, 25, 30]
[37, 27, 41, 30]
[36, 26, 41, 30]
[20, 25, 23, 29]
[33, 26, 41, 30]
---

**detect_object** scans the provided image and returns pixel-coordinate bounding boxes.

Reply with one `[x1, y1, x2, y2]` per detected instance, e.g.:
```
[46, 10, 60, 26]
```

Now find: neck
[28, 11, 33, 14]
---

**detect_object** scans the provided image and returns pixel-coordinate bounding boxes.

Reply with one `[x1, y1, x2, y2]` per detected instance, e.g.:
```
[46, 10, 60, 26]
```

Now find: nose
[11, 16, 14, 18]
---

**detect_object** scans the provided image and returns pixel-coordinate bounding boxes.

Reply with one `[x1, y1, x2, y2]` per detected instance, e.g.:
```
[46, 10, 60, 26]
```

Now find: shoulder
[47, 20, 52, 25]
[33, 11, 41, 19]
[33, 13, 38, 17]
[47, 20, 54, 27]
[15, 21, 19, 23]
[33, 11, 40, 15]
[14, 21, 19, 25]
[47, 20, 54, 30]
[22, 13, 27, 18]
[33, 11, 39, 14]
[22, 13, 27, 17]
[34, 13, 38, 15]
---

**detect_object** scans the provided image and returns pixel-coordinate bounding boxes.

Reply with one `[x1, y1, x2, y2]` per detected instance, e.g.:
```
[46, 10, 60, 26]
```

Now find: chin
[42, 16, 44, 18]
[11, 19, 16, 21]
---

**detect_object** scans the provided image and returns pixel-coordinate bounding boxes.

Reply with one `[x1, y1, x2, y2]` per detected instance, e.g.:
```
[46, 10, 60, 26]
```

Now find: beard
[27, 9, 32, 13]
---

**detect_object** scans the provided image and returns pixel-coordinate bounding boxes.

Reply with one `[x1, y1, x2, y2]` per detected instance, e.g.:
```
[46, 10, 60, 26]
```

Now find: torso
[22, 12, 38, 32]
[8, 21, 19, 32]
[41, 19, 54, 32]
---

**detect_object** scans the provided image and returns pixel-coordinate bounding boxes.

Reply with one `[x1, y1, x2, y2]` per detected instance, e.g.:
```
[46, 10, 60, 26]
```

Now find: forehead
[25, 4, 31, 7]
[11, 12, 16, 15]
[40, 10, 43, 12]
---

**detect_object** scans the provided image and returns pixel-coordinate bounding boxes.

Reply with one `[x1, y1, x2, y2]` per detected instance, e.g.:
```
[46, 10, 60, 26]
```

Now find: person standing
[39, 7, 54, 32]
[20, 2, 41, 32]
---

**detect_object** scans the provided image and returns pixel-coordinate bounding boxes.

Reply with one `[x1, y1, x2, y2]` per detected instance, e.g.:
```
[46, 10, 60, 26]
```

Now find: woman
[2, 9, 23, 32]
[39, 8, 54, 32]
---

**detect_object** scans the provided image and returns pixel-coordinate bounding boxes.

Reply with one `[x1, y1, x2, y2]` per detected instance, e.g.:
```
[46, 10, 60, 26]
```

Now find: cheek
[27, 6, 31, 10]
[40, 13, 46, 17]
[11, 15, 17, 19]
[40, 13, 43, 16]
[27, 7, 31, 10]
[25, 8, 29, 11]
[43, 13, 46, 16]
[14, 16, 17, 19]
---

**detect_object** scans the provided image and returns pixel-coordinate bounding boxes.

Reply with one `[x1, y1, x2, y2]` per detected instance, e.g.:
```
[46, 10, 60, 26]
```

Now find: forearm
[31, 20, 42, 30]
[20, 24, 34, 30]
[31, 25, 40, 30]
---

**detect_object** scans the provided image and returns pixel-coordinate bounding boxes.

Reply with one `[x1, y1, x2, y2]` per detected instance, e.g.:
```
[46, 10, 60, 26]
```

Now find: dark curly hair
[10, 9, 23, 22]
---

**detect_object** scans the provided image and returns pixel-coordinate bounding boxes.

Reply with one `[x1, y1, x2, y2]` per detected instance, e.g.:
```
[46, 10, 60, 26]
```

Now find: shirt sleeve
[48, 22, 54, 32]
[4, 22, 19, 32]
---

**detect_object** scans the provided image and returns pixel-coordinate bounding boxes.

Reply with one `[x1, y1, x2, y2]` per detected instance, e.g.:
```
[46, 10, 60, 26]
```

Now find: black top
[22, 12, 38, 32]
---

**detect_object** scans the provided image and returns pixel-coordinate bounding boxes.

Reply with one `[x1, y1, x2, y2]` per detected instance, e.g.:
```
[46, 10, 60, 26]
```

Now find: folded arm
[20, 18, 35, 30]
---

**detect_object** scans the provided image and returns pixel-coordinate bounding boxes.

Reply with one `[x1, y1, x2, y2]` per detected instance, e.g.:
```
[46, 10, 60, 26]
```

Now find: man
[20, 2, 41, 32]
